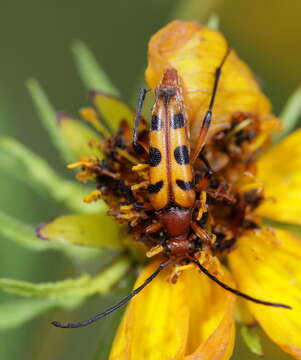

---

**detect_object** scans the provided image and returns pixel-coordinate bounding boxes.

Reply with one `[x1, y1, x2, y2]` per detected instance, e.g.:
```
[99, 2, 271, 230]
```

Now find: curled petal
[184, 313, 234, 360]
[228, 227, 301, 359]
[183, 264, 235, 360]
[257, 128, 301, 224]
[146, 21, 278, 144]
[109, 260, 235, 360]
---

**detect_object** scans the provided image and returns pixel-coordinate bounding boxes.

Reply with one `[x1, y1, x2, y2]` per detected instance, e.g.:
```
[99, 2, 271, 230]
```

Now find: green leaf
[0, 136, 103, 213]
[71, 40, 120, 96]
[91, 91, 135, 131]
[277, 86, 301, 141]
[206, 13, 220, 30]
[57, 113, 104, 159]
[36, 213, 122, 250]
[241, 326, 263, 356]
[0, 297, 83, 331]
[0, 210, 58, 252]
[27, 78, 74, 163]
[171, 0, 220, 23]
[0, 258, 130, 299]
[0, 211, 100, 262]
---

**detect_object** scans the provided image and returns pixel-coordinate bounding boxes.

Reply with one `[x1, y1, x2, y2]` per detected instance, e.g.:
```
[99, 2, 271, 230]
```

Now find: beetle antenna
[51, 260, 170, 329]
[191, 258, 292, 309]
[191, 47, 231, 163]
[132, 87, 147, 154]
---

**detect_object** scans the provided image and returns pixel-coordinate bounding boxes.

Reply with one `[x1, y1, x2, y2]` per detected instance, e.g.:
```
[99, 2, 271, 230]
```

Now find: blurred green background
[0, 0, 300, 359]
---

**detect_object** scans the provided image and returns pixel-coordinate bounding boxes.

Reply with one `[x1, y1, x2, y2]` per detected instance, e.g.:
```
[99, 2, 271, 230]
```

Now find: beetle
[52, 48, 290, 329]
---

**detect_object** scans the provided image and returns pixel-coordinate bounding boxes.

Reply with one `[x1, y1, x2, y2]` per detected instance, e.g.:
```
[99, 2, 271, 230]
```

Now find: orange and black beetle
[52, 48, 290, 330]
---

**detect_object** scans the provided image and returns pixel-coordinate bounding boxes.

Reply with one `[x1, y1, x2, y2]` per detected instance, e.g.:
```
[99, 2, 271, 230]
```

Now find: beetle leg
[145, 221, 163, 234]
[191, 222, 211, 244]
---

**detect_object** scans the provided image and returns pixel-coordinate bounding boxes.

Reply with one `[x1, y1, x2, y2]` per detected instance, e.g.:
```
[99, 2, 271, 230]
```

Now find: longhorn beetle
[52, 47, 291, 329]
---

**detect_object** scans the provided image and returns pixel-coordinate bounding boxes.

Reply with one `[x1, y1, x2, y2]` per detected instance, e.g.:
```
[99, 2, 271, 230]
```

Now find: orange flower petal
[256, 128, 301, 225]
[146, 21, 278, 144]
[109, 260, 235, 360]
[228, 227, 301, 359]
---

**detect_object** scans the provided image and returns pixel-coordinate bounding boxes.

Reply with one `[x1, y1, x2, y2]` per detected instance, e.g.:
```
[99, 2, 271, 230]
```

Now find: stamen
[67, 157, 98, 169]
[83, 190, 102, 203]
[67, 161, 85, 169]
[146, 245, 164, 258]
[132, 163, 149, 171]
[227, 119, 252, 138]
[120, 204, 134, 211]
[116, 148, 139, 164]
[197, 191, 207, 221]
[131, 181, 149, 191]
[248, 133, 267, 152]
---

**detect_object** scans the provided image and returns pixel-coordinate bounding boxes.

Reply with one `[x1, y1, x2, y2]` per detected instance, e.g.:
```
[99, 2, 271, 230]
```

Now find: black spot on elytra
[151, 115, 161, 131]
[174, 145, 189, 165]
[148, 180, 164, 194]
[176, 179, 194, 190]
[149, 147, 162, 167]
[171, 113, 185, 129]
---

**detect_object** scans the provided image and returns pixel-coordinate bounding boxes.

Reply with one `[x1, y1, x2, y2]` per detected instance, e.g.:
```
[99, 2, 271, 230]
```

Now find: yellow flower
[38, 21, 301, 359]
[111, 21, 301, 359]
[145, 21, 279, 146]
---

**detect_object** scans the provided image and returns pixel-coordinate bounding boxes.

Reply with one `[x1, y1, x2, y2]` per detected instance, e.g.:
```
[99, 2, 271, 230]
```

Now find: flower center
[73, 110, 269, 261]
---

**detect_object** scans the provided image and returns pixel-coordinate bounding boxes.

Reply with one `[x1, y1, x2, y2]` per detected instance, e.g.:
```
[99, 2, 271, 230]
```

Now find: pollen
[196, 191, 207, 221]
[131, 181, 149, 191]
[132, 163, 149, 171]
[120, 204, 134, 211]
[83, 190, 102, 203]
[146, 244, 164, 258]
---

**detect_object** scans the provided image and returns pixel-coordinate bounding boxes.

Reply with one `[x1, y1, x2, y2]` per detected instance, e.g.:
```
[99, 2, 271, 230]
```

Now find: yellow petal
[184, 313, 234, 360]
[36, 213, 122, 250]
[228, 227, 301, 359]
[183, 265, 235, 360]
[146, 21, 278, 144]
[91, 91, 134, 132]
[110, 261, 189, 360]
[57, 113, 103, 159]
[256, 128, 301, 224]
[109, 260, 235, 360]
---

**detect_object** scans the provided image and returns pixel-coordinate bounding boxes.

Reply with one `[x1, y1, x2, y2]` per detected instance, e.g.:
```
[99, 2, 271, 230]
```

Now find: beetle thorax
[159, 207, 191, 237]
